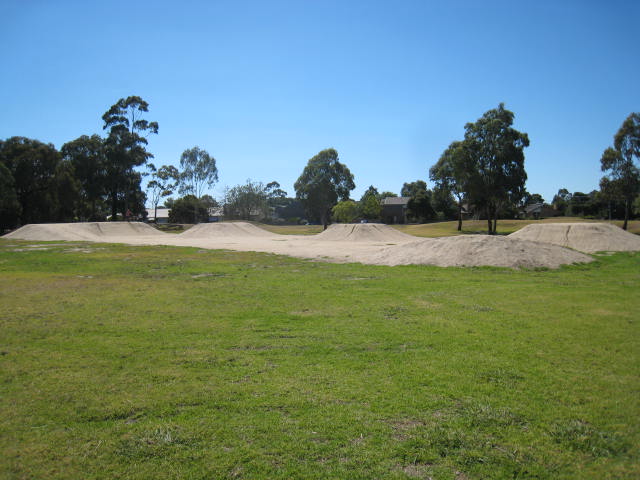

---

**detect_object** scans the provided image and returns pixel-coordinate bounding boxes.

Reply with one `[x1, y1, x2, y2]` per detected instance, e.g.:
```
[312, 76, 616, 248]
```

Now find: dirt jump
[5, 220, 637, 268]
[509, 222, 640, 253]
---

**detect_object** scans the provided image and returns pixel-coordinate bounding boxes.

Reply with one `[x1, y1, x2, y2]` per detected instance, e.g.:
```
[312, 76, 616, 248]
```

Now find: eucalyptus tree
[61, 134, 107, 220]
[178, 146, 218, 199]
[294, 148, 355, 229]
[102, 96, 158, 220]
[147, 164, 180, 222]
[600, 112, 640, 230]
[0, 136, 61, 225]
[462, 103, 529, 234]
[359, 186, 382, 220]
[430, 141, 467, 230]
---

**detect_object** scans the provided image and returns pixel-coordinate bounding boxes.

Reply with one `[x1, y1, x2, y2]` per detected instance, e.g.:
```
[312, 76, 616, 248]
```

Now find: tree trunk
[487, 207, 492, 235]
[493, 217, 497, 234]
[111, 194, 118, 221]
[457, 205, 462, 231]
[623, 200, 629, 230]
[321, 211, 328, 230]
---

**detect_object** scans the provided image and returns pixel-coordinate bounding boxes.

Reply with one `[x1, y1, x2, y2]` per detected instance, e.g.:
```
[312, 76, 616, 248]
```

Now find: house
[146, 207, 170, 224]
[208, 207, 224, 223]
[381, 197, 411, 224]
[520, 203, 561, 220]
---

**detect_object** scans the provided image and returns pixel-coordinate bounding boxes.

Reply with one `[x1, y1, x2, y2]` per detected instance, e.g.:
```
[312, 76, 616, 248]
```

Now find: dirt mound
[179, 222, 277, 238]
[363, 235, 593, 268]
[509, 223, 640, 253]
[315, 223, 415, 242]
[4, 222, 164, 241]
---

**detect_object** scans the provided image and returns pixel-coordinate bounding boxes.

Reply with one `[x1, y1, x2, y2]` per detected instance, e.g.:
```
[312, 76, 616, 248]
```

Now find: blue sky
[2, 0, 638, 205]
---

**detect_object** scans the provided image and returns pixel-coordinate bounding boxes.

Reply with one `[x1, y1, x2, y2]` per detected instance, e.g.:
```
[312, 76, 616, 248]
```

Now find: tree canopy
[179, 146, 218, 198]
[102, 96, 158, 220]
[294, 148, 355, 229]
[600, 112, 640, 230]
[430, 104, 529, 233]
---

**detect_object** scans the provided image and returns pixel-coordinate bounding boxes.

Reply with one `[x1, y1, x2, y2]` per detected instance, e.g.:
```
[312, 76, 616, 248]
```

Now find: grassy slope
[0, 241, 638, 479]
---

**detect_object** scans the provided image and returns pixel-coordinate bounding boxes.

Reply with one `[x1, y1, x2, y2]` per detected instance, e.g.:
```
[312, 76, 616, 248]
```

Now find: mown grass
[0, 240, 638, 479]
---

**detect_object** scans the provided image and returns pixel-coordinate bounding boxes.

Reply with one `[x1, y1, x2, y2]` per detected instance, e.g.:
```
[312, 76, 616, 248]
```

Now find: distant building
[520, 203, 561, 220]
[381, 197, 411, 224]
[146, 208, 170, 224]
[208, 207, 224, 223]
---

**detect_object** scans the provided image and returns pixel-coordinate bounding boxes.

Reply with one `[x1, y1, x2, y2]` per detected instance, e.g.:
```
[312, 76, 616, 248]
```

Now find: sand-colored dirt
[179, 222, 279, 238]
[509, 222, 640, 253]
[3, 221, 165, 242]
[315, 223, 416, 242]
[3, 221, 606, 269]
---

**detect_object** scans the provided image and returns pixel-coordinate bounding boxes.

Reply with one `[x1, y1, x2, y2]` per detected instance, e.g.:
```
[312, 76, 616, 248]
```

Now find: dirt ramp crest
[315, 223, 415, 242]
[509, 223, 640, 253]
[179, 222, 277, 238]
[365, 235, 593, 268]
[4, 222, 165, 241]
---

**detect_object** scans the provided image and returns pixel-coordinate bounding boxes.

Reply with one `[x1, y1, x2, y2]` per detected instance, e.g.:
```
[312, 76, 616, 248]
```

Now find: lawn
[0, 240, 638, 479]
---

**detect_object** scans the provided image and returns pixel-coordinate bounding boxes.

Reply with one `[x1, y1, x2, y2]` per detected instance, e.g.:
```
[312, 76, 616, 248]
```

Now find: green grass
[1, 240, 639, 479]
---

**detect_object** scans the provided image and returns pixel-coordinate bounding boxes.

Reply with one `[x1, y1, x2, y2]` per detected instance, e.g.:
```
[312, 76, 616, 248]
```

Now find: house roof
[382, 196, 411, 206]
[524, 203, 543, 214]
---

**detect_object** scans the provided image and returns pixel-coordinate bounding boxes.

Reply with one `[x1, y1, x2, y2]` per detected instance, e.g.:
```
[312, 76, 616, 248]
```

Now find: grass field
[1, 240, 639, 479]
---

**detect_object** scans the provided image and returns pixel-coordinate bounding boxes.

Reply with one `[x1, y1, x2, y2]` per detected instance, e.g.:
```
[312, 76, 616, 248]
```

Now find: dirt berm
[3, 222, 165, 241]
[315, 223, 415, 242]
[509, 223, 640, 253]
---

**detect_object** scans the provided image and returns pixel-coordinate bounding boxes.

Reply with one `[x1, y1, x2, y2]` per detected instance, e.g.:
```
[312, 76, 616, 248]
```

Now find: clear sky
[2, 0, 638, 205]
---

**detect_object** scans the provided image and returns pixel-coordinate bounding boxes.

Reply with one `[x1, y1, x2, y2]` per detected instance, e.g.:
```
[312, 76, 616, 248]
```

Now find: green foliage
[178, 146, 218, 198]
[359, 186, 382, 220]
[462, 103, 529, 233]
[224, 179, 271, 221]
[0, 161, 20, 230]
[0, 136, 62, 225]
[600, 112, 640, 229]
[332, 200, 359, 223]
[102, 96, 158, 220]
[147, 164, 180, 221]
[167, 195, 209, 223]
[60, 134, 109, 220]
[401, 181, 436, 222]
[294, 148, 355, 227]
[401, 180, 428, 198]
[0, 242, 638, 479]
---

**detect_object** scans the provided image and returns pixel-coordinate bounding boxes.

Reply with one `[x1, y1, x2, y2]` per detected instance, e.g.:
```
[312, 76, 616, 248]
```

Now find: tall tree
[61, 134, 107, 220]
[401, 180, 436, 223]
[430, 141, 467, 230]
[462, 103, 529, 234]
[102, 96, 158, 220]
[332, 200, 359, 223]
[600, 112, 640, 230]
[224, 180, 270, 221]
[294, 148, 355, 229]
[0, 161, 21, 230]
[0, 137, 61, 225]
[147, 164, 180, 222]
[359, 186, 382, 220]
[401, 180, 428, 198]
[178, 146, 218, 198]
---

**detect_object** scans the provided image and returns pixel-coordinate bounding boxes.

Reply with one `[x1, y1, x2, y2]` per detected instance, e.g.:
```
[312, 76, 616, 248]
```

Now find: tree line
[2, 99, 638, 232]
